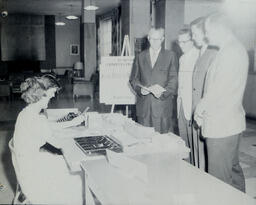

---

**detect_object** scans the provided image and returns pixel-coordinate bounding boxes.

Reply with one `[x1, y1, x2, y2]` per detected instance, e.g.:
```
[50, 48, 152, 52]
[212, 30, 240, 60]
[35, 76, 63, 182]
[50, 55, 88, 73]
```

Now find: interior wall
[121, 0, 130, 43]
[40, 15, 56, 71]
[130, 0, 151, 39]
[155, 0, 165, 29]
[184, 0, 221, 24]
[1, 14, 45, 61]
[55, 17, 80, 71]
[164, 0, 185, 50]
[0, 14, 55, 76]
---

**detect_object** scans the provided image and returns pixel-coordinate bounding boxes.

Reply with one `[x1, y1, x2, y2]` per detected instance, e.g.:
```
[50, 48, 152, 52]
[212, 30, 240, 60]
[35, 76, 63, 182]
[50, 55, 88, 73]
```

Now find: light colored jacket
[177, 47, 199, 120]
[197, 38, 248, 138]
[192, 48, 217, 112]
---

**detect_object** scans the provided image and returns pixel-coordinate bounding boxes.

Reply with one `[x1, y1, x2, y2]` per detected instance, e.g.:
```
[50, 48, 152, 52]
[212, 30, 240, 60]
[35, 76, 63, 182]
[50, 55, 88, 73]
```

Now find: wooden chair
[8, 139, 30, 205]
[72, 77, 94, 101]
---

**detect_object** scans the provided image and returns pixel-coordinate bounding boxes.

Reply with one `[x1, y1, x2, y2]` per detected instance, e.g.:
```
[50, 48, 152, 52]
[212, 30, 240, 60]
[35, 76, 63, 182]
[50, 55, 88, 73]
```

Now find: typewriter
[56, 112, 79, 122]
[74, 135, 123, 156]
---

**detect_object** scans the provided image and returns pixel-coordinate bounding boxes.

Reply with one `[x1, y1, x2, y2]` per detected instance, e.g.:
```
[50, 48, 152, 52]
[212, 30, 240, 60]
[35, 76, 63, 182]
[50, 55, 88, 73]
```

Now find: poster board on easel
[99, 35, 135, 115]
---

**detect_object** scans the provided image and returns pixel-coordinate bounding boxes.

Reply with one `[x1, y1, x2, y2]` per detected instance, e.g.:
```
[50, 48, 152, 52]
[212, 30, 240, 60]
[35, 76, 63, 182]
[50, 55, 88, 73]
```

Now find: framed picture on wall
[70, 44, 79, 55]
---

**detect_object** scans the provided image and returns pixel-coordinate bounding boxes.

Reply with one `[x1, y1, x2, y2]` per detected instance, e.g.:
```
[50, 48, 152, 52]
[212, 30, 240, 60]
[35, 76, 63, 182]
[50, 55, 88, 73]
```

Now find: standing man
[130, 28, 178, 134]
[177, 28, 199, 165]
[194, 13, 248, 192]
[190, 17, 218, 170]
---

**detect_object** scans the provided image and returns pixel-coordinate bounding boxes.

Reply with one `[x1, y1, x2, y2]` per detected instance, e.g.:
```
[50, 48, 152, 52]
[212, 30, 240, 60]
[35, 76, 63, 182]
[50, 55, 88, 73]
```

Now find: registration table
[81, 155, 255, 205]
[48, 109, 256, 205]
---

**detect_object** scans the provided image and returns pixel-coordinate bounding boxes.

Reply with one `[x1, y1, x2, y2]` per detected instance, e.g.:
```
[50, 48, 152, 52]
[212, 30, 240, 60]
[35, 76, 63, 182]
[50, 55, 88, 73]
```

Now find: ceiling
[3, 0, 232, 17]
[4, 0, 121, 16]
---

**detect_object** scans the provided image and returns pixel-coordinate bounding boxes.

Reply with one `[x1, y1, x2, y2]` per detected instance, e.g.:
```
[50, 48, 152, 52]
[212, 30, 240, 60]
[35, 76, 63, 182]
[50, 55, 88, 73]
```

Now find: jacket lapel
[153, 48, 164, 70]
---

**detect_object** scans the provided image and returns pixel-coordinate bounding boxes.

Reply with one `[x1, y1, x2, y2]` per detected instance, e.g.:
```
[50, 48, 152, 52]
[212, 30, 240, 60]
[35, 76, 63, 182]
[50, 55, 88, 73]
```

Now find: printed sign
[100, 56, 135, 104]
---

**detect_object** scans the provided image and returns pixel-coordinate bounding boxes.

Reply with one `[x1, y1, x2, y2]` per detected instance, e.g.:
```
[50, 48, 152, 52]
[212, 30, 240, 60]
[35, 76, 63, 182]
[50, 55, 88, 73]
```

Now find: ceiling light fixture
[84, 0, 99, 11]
[66, 5, 78, 20]
[66, 15, 78, 20]
[55, 14, 66, 26]
[1, 0, 8, 18]
[55, 22, 66, 26]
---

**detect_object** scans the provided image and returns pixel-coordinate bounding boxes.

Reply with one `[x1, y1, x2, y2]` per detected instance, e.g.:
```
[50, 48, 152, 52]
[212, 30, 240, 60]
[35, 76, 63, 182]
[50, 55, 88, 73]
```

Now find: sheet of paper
[137, 84, 152, 93]
[110, 131, 140, 147]
[106, 150, 148, 183]
[137, 84, 166, 97]
[149, 84, 166, 94]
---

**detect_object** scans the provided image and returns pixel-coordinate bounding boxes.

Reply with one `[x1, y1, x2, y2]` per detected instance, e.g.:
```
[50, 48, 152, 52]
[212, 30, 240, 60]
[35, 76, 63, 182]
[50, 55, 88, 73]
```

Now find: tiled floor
[0, 76, 256, 204]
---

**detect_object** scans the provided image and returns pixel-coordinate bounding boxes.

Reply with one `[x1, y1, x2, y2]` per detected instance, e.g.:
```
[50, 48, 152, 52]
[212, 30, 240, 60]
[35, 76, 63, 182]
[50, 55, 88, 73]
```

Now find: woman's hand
[50, 114, 85, 129]
[70, 115, 85, 126]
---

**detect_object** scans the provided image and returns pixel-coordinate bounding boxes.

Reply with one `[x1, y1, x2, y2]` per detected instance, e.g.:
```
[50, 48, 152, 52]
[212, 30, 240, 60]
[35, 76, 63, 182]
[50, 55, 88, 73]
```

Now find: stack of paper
[87, 112, 104, 129]
[101, 113, 127, 127]
[110, 131, 140, 148]
[123, 121, 155, 141]
[150, 133, 190, 157]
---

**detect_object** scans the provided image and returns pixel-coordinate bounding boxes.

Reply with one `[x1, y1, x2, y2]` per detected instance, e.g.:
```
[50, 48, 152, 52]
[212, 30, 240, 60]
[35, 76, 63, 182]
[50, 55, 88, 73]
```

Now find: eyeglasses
[177, 39, 191, 45]
[149, 37, 163, 42]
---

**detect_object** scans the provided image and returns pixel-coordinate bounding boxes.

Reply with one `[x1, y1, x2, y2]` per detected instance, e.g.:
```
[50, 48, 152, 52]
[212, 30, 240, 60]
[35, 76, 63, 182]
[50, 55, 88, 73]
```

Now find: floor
[0, 76, 256, 204]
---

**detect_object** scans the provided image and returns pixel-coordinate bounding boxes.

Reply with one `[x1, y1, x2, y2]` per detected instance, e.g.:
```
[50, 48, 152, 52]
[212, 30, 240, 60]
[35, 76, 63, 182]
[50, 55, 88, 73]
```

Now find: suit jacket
[129, 48, 178, 118]
[192, 48, 217, 112]
[197, 38, 249, 138]
[177, 47, 199, 120]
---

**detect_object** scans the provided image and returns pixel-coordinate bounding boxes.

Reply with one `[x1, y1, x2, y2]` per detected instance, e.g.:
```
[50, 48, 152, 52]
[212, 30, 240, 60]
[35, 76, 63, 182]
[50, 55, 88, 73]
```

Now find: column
[81, 0, 97, 80]
[121, 0, 151, 55]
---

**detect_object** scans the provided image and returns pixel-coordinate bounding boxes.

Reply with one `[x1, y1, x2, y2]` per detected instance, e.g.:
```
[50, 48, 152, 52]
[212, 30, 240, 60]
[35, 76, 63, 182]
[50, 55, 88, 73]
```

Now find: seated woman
[12, 75, 84, 204]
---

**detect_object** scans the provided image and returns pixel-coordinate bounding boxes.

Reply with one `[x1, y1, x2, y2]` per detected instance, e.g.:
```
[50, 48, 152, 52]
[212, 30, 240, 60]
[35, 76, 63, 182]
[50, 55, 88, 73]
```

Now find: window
[99, 18, 112, 58]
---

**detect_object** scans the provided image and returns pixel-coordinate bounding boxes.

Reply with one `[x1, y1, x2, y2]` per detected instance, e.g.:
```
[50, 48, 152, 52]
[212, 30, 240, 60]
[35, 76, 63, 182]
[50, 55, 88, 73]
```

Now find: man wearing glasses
[129, 28, 178, 134]
[177, 28, 199, 164]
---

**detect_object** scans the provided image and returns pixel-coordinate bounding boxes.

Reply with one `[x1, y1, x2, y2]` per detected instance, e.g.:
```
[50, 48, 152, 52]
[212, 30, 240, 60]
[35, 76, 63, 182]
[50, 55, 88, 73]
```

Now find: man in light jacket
[177, 28, 199, 165]
[194, 13, 248, 192]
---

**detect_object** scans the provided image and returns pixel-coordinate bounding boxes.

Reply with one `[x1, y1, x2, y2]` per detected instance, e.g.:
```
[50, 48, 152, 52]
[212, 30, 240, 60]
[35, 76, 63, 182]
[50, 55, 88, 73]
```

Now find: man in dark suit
[129, 28, 178, 134]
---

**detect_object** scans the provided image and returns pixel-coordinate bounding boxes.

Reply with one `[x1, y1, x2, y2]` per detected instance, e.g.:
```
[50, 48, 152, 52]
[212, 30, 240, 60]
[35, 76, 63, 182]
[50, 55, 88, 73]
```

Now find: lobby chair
[72, 62, 94, 101]
[8, 139, 30, 205]
[73, 79, 94, 101]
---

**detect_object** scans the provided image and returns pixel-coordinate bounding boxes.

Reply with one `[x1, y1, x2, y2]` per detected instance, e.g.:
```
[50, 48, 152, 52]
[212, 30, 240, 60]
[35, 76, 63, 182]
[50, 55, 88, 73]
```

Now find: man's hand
[149, 84, 165, 99]
[71, 115, 85, 125]
[194, 103, 205, 127]
[153, 92, 163, 99]
[194, 114, 203, 127]
[141, 87, 150, 95]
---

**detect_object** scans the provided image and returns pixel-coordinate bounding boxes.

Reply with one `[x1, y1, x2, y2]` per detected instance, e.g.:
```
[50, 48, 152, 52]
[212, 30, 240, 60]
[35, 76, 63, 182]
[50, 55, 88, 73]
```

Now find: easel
[110, 35, 132, 117]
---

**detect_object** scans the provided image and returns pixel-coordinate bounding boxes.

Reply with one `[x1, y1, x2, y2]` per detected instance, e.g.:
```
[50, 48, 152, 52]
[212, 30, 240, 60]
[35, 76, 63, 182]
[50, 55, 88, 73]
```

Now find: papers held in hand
[138, 84, 166, 97]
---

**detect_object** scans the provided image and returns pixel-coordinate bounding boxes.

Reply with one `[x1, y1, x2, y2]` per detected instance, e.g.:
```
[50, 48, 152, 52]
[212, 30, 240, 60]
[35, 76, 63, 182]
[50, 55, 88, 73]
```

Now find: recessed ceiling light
[66, 15, 79, 20]
[55, 22, 66, 26]
[84, 5, 99, 11]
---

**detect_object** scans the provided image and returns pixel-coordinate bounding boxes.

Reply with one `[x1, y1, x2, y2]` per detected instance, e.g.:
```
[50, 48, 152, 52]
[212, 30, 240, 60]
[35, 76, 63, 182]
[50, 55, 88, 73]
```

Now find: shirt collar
[150, 47, 162, 55]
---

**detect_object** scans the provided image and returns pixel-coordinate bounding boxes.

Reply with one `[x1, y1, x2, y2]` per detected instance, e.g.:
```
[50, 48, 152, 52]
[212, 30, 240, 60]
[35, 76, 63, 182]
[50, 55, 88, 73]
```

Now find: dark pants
[206, 133, 245, 192]
[178, 105, 194, 165]
[137, 114, 172, 134]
